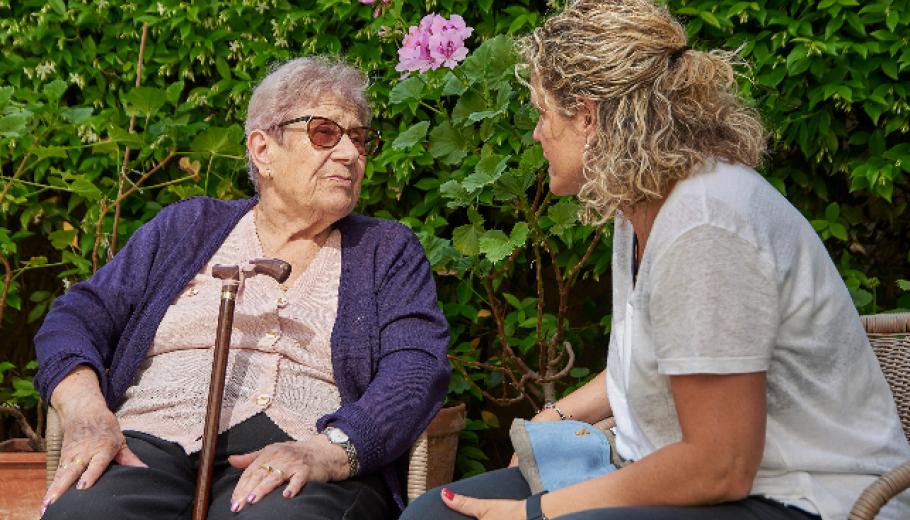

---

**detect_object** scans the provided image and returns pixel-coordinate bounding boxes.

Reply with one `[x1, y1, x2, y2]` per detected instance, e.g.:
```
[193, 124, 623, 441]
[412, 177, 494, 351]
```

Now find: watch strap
[324, 427, 360, 477]
[526, 492, 550, 520]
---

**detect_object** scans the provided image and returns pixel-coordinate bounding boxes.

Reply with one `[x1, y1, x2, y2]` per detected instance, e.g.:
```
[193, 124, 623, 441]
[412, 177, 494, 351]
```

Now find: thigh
[43, 431, 196, 520]
[400, 467, 532, 520]
[207, 469, 396, 520]
[556, 496, 817, 520]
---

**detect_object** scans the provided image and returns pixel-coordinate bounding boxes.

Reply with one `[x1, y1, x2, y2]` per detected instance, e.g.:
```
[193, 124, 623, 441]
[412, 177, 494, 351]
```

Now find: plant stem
[109, 23, 149, 260]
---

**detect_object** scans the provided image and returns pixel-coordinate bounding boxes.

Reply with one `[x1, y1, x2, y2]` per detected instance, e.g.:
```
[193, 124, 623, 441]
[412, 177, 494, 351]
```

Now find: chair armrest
[46, 406, 63, 490]
[849, 460, 910, 520]
[407, 430, 429, 503]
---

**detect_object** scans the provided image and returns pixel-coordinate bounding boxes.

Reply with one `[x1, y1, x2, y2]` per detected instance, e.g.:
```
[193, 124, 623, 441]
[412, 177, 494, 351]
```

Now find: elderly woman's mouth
[325, 175, 353, 185]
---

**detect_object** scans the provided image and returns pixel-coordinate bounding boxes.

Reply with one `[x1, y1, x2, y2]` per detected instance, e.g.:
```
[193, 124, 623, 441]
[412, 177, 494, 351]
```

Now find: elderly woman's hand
[227, 435, 349, 513]
[42, 366, 147, 514]
[43, 398, 147, 511]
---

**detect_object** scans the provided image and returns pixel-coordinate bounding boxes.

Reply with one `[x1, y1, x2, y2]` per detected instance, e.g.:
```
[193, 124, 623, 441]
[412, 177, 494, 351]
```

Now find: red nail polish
[442, 488, 455, 501]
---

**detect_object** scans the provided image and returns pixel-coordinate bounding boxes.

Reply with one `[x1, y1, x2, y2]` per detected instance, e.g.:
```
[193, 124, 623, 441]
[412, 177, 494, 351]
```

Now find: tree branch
[109, 23, 150, 259]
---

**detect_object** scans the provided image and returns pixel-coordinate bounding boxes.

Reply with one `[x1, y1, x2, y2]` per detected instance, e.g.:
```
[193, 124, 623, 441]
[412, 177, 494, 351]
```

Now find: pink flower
[395, 13, 473, 75]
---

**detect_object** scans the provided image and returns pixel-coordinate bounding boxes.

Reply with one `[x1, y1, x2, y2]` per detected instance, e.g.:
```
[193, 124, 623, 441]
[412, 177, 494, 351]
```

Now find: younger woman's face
[530, 85, 589, 196]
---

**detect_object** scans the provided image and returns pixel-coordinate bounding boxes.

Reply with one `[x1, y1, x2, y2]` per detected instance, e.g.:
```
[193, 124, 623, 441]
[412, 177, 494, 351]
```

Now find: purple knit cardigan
[34, 196, 451, 509]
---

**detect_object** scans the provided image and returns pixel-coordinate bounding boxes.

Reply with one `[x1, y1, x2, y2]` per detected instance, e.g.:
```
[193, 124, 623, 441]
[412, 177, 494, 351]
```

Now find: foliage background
[1, 0, 908, 474]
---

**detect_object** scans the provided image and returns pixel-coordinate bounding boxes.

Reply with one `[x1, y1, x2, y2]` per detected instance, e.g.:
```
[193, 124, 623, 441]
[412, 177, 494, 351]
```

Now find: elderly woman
[35, 56, 450, 519]
[402, 1, 910, 519]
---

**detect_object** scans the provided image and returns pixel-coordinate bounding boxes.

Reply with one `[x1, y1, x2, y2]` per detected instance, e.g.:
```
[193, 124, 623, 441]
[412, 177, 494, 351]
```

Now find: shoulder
[337, 213, 420, 250]
[157, 196, 256, 221]
[147, 196, 256, 235]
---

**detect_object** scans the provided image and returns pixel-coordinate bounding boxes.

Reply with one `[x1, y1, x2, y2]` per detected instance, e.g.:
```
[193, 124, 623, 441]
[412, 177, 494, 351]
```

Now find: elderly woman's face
[530, 86, 588, 196]
[267, 97, 366, 220]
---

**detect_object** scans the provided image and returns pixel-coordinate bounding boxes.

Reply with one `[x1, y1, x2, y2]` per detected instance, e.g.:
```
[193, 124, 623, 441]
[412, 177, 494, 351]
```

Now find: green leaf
[478, 222, 528, 263]
[35, 146, 68, 160]
[44, 79, 67, 101]
[69, 178, 103, 201]
[389, 76, 425, 105]
[570, 367, 590, 378]
[122, 86, 168, 117]
[453, 222, 484, 256]
[0, 86, 14, 107]
[215, 57, 231, 80]
[391, 121, 430, 150]
[0, 114, 30, 138]
[460, 35, 516, 85]
[166, 81, 185, 105]
[48, 0, 66, 16]
[824, 202, 840, 221]
[698, 11, 721, 28]
[48, 229, 78, 250]
[428, 121, 468, 165]
[61, 107, 93, 124]
[190, 125, 244, 155]
[547, 198, 580, 234]
[439, 180, 473, 208]
[463, 154, 510, 192]
[451, 91, 486, 126]
[829, 222, 848, 241]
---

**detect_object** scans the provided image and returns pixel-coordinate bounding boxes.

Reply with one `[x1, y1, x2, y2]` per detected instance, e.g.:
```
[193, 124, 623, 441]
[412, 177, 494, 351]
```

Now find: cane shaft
[192, 286, 238, 520]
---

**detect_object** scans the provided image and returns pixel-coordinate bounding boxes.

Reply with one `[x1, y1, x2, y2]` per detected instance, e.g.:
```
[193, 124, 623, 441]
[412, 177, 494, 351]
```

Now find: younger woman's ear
[578, 98, 598, 130]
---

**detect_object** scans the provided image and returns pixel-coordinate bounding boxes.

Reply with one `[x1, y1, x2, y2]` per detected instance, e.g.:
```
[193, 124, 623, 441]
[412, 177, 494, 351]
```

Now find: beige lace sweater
[116, 211, 342, 453]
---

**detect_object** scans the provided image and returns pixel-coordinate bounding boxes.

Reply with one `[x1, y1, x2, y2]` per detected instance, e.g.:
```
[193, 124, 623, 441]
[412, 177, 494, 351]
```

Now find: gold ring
[72, 457, 87, 467]
[273, 467, 285, 481]
[258, 463, 273, 473]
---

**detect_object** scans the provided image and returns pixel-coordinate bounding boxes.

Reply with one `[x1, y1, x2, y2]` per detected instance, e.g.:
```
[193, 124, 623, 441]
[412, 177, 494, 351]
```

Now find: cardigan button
[256, 394, 271, 406]
[276, 296, 288, 308]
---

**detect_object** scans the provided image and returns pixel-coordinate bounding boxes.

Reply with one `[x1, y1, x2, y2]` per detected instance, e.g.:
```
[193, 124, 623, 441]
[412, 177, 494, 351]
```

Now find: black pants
[44, 413, 396, 520]
[401, 467, 819, 520]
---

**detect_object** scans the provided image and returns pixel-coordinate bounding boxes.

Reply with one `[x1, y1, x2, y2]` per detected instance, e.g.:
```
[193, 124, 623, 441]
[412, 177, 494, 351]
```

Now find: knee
[400, 488, 449, 519]
[42, 487, 107, 519]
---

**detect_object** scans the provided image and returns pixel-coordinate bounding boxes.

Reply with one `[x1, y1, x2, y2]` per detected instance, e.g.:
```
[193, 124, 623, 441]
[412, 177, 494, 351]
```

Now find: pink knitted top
[115, 211, 342, 454]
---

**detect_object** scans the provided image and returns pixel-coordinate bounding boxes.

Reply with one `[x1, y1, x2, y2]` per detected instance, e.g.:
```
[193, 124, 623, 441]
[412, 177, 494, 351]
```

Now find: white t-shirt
[605, 161, 910, 519]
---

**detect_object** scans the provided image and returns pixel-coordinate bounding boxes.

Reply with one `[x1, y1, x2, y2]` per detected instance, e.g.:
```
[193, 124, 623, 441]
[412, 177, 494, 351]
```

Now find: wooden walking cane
[192, 258, 291, 520]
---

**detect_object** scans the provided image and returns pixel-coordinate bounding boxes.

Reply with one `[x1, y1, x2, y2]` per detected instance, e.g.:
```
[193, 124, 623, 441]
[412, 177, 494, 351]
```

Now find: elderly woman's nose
[333, 134, 361, 160]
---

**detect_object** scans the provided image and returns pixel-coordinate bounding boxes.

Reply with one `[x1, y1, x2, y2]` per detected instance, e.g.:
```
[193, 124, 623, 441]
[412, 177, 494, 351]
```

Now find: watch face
[325, 427, 349, 444]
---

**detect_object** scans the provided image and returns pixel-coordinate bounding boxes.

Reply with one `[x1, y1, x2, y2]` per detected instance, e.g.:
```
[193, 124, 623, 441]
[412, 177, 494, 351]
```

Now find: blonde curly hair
[518, 0, 766, 223]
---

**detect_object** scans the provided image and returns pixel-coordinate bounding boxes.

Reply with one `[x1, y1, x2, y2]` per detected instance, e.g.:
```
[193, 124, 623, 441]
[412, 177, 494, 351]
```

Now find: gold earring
[263, 168, 271, 178]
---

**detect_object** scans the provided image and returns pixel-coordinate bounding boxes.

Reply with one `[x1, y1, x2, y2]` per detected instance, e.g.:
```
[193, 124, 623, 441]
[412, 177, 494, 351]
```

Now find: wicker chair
[46, 405, 458, 503]
[849, 312, 910, 519]
[43, 313, 910, 514]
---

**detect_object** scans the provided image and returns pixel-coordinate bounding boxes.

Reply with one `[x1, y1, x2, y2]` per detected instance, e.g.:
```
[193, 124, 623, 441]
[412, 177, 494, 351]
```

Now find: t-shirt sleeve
[649, 224, 779, 375]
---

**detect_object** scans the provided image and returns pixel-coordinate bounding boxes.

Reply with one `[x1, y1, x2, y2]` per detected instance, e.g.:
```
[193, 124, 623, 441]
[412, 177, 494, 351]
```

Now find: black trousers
[44, 413, 396, 520]
[401, 467, 820, 520]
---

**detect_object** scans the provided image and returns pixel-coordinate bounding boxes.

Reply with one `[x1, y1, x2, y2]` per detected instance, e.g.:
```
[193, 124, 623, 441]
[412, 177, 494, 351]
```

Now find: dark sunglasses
[272, 115, 381, 156]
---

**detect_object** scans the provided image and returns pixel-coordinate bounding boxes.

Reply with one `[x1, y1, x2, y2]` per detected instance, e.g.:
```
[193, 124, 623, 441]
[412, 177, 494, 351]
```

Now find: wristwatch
[323, 426, 360, 477]
[526, 492, 550, 520]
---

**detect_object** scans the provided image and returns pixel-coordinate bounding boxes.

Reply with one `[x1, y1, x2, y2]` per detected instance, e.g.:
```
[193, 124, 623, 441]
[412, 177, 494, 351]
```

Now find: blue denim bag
[510, 418, 620, 494]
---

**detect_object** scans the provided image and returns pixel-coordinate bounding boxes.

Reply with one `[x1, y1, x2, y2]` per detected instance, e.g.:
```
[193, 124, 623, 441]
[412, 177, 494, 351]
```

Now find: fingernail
[246, 494, 256, 504]
[442, 487, 455, 501]
[231, 501, 240, 513]
[282, 489, 291, 498]
[77, 480, 86, 490]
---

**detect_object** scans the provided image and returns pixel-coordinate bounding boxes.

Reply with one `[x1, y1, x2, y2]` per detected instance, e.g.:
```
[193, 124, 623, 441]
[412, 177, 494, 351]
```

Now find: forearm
[542, 440, 751, 516]
[50, 365, 110, 420]
[533, 369, 611, 423]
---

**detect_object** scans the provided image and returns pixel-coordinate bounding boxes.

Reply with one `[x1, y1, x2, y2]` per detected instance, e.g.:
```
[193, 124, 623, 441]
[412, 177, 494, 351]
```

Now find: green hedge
[1, 0, 908, 472]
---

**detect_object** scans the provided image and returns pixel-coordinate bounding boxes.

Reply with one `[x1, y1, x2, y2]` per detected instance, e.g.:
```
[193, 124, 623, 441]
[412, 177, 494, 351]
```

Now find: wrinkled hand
[441, 488, 526, 520]
[43, 403, 146, 513]
[227, 435, 349, 513]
